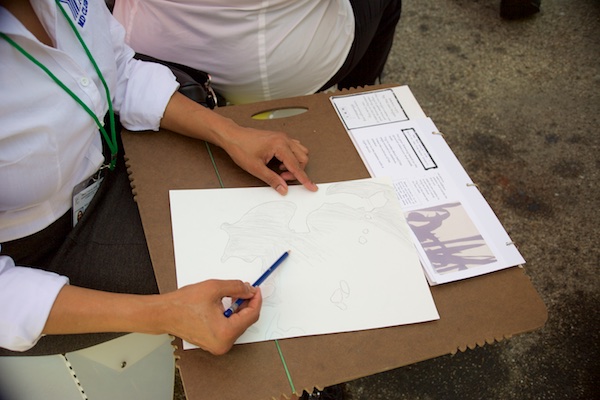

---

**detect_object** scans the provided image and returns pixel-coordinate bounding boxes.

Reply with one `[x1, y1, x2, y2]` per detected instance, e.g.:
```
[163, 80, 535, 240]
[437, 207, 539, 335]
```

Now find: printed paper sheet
[330, 87, 525, 284]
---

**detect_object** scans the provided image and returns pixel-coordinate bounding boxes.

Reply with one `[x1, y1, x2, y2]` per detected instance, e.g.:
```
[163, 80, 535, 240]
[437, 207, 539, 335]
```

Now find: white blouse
[0, 0, 178, 351]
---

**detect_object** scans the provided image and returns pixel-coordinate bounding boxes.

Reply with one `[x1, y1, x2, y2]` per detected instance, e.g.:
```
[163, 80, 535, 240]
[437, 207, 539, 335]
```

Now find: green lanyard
[0, 0, 118, 170]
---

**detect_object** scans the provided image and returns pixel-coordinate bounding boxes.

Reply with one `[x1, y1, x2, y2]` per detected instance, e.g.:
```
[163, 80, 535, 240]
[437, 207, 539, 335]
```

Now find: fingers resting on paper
[160, 92, 317, 195]
[222, 127, 318, 195]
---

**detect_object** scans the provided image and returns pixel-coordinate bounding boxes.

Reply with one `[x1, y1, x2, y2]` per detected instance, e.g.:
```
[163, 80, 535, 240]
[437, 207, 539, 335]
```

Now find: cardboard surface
[122, 85, 547, 400]
[124, 131, 221, 293]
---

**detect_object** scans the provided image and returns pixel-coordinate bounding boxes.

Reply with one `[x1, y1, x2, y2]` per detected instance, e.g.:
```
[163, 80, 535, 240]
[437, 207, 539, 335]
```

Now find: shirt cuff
[0, 256, 69, 352]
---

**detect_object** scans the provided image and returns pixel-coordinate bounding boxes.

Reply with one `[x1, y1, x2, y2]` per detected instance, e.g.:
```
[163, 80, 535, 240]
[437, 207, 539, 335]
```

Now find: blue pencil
[223, 250, 290, 318]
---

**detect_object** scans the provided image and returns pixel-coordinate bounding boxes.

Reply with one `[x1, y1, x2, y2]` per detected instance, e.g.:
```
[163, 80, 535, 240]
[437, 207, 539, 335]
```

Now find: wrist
[203, 114, 241, 151]
[128, 293, 173, 336]
[161, 91, 240, 149]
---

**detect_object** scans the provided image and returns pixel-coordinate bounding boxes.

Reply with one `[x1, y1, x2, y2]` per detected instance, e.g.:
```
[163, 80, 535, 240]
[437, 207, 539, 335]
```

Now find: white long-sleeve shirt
[0, 0, 178, 351]
[114, 0, 355, 104]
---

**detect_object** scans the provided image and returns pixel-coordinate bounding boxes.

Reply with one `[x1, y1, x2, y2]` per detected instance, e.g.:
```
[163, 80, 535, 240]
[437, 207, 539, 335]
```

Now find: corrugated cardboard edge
[123, 130, 223, 293]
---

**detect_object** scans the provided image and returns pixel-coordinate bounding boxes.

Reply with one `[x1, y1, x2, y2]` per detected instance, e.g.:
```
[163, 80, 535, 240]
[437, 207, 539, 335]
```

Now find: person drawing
[0, 0, 317, 397]
[113, 0, 402, 104]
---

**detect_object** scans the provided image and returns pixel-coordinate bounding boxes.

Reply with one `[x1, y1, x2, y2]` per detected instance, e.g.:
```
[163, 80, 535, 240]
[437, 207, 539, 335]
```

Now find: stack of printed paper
[330, 87, 525, 285]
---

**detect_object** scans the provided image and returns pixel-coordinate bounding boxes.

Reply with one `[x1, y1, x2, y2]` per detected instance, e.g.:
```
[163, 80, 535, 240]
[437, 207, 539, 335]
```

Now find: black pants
[0, 132, 158, 356]
[320, 0, 402, 91]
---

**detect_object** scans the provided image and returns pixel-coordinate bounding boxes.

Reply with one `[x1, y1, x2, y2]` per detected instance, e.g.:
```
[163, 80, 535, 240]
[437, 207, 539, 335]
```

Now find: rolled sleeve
[116, 58, 179, 132]
[0, 255, 69, 352]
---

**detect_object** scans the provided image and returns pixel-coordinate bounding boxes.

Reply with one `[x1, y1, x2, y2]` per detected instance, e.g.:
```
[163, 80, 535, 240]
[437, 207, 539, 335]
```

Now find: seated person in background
[113, 0, 402, 104]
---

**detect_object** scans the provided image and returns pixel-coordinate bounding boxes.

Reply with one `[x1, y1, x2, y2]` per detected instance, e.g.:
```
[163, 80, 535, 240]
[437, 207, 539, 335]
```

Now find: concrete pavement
[344, 1, 599, 399]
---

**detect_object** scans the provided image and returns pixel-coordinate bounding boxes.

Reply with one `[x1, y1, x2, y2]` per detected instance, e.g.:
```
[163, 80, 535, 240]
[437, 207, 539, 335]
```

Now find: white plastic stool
[0, 333, 174, 400]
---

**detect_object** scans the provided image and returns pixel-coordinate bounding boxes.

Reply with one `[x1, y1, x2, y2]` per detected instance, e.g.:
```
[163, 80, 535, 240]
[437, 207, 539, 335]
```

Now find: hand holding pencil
[224, 250, 290, 317]
[158, 279, 262, 355]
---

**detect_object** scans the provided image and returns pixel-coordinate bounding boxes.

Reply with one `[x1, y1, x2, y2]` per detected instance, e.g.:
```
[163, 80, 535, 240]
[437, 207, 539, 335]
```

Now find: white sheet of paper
[169, 178, 439, 348]
[330, 88, 525, 285]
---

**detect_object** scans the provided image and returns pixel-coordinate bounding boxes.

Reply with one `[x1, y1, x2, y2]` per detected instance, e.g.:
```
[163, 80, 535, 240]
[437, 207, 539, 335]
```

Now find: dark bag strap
[134, 53, 225, 109]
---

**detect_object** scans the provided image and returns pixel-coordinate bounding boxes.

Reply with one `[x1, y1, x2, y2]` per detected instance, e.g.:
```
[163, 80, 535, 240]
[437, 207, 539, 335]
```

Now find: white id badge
[72, 174, 104, 226]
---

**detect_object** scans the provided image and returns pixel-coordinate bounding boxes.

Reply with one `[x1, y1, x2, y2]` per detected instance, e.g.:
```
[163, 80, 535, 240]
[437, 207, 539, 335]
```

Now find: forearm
[159, 91, 238, 149]
[42, 285, 167, 336]
[42, 280, 262, 355]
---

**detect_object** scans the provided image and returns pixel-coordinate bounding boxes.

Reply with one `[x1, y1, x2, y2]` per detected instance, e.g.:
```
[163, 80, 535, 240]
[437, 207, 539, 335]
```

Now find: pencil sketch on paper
[219, 180, 408, 269]
[330, 280, 351, 310]
[264, 313, 306, 341]
[170, 178, 440, 347]
[405, 202, 497, 275]
[217, 180, 410, 337]
[220, 201, 326, 268]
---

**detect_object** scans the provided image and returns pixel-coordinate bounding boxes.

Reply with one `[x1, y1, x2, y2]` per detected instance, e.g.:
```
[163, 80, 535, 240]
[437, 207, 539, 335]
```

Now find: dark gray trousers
[320, 0, 403, 91]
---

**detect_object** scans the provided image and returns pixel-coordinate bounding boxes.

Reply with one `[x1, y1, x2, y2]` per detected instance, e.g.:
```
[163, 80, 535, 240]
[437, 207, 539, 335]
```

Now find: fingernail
[276, 184, 287, 195]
